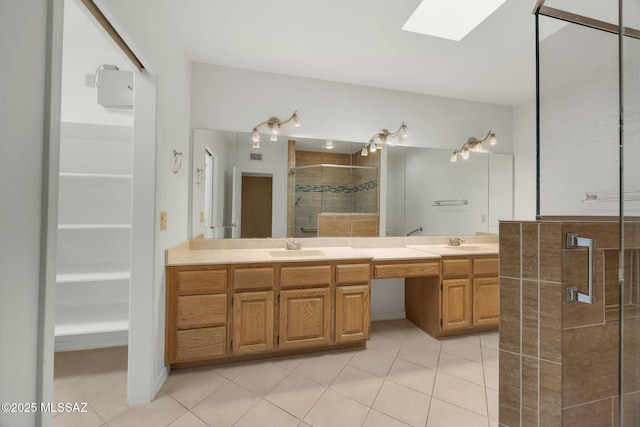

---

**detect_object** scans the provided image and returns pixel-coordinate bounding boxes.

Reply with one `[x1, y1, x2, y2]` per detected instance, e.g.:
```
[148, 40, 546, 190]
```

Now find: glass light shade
[271, 122, 280, 135]
[461, 146, 470, 160]
[401, 123, 409, 139]
[292, 112, 301, 127]
[450, 151, 458, 163]
[361, 146, 368, 156]
[251, 128, 260, 143]
[252, 139, 260, 149]
[489, 133, 497, 145]
[369, 142, 377, 153]
[270, 134, 278, 142]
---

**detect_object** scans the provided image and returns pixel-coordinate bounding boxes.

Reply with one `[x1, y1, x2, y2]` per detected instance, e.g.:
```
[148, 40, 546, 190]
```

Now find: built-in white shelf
[58, 224, 131, 230]
[56, 122, 133, 352]
[56, 271, 130, 283]
[59, 172, 132, 180]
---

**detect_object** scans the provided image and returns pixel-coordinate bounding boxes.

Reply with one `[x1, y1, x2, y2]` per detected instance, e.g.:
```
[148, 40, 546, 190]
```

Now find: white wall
[99, 0, 192, 403]
[191, 63, 514, 154]
[0, 1, 52, 426]
[512, 100, 537, 220]
[62, 0, 133, 126]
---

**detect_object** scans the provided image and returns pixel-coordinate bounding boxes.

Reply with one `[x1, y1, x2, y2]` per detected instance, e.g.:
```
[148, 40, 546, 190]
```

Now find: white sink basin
[269, 250, 325, 257]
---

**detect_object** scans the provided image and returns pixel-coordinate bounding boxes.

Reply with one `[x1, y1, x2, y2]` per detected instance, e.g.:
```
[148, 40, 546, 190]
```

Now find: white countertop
[166, 242, 496, 266]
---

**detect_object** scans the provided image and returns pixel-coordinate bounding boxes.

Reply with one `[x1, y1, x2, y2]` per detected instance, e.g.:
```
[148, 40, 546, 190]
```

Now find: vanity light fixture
[450, 130, 497, 163]
[361, 122, 408, 156]
[251, 111, 300, 149]
[325, 140, 335, 150]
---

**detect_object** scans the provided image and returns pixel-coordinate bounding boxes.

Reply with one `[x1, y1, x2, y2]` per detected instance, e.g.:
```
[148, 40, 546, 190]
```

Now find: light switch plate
[160, 211, 167, 230]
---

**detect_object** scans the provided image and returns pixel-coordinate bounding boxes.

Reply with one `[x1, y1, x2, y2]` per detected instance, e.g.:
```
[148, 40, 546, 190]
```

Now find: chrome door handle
[565, 233, 596, 304]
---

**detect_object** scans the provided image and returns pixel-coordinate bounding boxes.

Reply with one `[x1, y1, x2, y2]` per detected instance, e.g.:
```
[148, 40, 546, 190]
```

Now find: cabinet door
[442, 279, 472, 330]
[336, 285, 370, 342]
[279, 288, 331, 350]
[473, 277, 499, 326]
[233, 291, 274, 355]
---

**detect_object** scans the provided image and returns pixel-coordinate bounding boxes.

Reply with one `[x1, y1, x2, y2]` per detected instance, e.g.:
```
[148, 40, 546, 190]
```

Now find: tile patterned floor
[54, 319, 500, 427]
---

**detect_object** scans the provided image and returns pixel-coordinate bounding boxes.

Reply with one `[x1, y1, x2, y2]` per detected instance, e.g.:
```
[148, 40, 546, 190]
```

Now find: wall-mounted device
[96, 64, 133, 109]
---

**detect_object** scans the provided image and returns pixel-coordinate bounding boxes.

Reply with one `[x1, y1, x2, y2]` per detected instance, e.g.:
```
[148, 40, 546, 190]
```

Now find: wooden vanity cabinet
[439, 255, 499, 335]
[232, 265, 275, 355]
[166, 259, 371, 366]
[165, 265, 230, 364]
[335, 264, 371, 343]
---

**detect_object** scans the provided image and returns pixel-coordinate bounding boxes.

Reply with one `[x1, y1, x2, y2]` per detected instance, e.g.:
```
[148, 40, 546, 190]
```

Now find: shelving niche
[55, 122, 132, 351]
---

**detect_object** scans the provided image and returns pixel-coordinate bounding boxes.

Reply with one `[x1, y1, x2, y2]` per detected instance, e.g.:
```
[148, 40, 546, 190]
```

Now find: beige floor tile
[265, 373, 325, 418]
[371, 320, 411, 341]
[437, 353, 485, 386]
[235, 400, 300, 427]
[402, 329, 442, 352]
[363, 409, 412, 427]
[481, 347, 499, 369]
[441, 340, 483, 363]
[232, 362, 290, 396]
[489, 420, 499, 427]
[396, 342, 441, 369]
[386, 358, 436, 396]
[426, 398, 489, 427]
[214, 360, 253, 380]
[271, 355, 307, 372]
[372, 381, 430, 427]
[348, 349, 395, 378]
[107, 393, 186, 427]
[297, 422, 312, 427]
[324, 348, 360, 364]
[162, 367, 228, 409]
[191, 382, 260, 427]
[366, 334, 403, 357]
[167, 412, 209, 427]
[53, 404, 104, 427]
[455, 334, 482, 346]
[480, 332, 499, 349]
[304, 389, 369, 427]
[486, 388, 499, 421]
[329, 365, 384, 406]
[294, 355, 345, 387]
[57, 347, 128, 382]
[53, 376, 85, 413]
[483, 365, 499, 391]
[74, 372, 129, 423]
[432, 373, 487, 417]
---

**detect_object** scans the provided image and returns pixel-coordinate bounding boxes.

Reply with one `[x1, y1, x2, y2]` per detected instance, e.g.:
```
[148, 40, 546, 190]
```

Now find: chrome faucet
[286, 239, 302, 250]
[448, 237, 465, 247]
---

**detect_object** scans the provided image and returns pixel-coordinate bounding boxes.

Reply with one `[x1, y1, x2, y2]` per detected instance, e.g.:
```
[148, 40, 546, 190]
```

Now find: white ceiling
[164, 0, 538, 106]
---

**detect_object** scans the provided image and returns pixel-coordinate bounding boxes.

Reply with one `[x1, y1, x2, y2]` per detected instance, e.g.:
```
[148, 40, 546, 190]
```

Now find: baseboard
[371, 311, 406, 322]
[153, 365, 170, 400]
[55, 330, 128, 352]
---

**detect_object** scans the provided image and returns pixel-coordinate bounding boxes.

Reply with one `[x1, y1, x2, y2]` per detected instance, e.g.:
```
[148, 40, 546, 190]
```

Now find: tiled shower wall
[291, 149, 380, 237]
[499, 219, 640, 426]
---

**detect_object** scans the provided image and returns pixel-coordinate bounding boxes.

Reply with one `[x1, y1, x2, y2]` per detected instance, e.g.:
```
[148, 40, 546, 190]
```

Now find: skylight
[402, 0, 508, 41]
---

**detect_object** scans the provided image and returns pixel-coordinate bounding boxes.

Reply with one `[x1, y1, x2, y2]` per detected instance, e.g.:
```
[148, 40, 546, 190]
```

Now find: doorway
[241, 174, 273, 238]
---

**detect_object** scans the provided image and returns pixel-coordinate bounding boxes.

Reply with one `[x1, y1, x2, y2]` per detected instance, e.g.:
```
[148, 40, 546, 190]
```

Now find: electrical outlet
[85, 73, 96, 88]
[160, 211, 168, 230]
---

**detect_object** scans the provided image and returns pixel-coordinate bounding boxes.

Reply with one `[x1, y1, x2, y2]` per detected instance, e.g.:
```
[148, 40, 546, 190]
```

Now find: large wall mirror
[191, 129, 512, 239]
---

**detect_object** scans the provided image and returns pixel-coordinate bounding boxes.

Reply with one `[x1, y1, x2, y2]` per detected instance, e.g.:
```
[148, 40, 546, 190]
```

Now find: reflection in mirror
[288, 139, 380, 238]
[385, 147, 513, 236]
[191, 129, 236, 238]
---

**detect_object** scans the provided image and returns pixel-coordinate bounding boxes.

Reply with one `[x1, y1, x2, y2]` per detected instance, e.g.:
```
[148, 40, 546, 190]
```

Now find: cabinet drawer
[442, 259, 471, 278]
[473, 258, 498, 276]
[281, 265, 332, 288]
[177, 294, 227, 329]
[374, 262, 439, 279]
[176, 326, 226, 361]
[234, 267, 275, 290]
[336, 264, 370, 284]
[177, 269, 227, 295]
